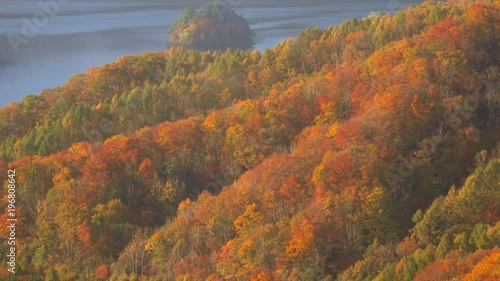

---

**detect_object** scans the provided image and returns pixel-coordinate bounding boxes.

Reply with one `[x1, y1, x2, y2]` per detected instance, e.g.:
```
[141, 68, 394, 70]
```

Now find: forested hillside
[0, 0, 499, 280]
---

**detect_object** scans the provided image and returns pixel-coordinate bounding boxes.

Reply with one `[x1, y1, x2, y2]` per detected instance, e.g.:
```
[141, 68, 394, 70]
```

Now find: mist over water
[0, 0, 422, 106]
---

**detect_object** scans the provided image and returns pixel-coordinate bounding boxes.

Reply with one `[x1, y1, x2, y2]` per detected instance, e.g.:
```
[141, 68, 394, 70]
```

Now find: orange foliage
[76, 221, 91, 244]
[285, 217, 315, 260]
[0, 1, 498, 279]
[251, 271, 273, 281]
[94, 264, 109, 279]
[280, 176, 305, 199]
[413, 259, 457, 281]
[464, 251, 500, 281]
[138, 158, 155, 179]
[367, 49, 402, 77]
[216, 239, 240, 276]
[426, 17, 461, 44]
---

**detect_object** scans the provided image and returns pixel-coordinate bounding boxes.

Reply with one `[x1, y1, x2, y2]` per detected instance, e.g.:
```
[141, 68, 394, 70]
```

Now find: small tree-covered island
[167, 1, 255, 50]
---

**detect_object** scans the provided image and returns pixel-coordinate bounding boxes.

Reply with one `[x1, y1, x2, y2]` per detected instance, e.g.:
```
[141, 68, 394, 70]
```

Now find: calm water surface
[0, 0, 421, 106]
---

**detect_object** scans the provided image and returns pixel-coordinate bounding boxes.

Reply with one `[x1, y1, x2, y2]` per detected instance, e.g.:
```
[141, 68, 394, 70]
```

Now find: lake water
[0, 0, 421, 106]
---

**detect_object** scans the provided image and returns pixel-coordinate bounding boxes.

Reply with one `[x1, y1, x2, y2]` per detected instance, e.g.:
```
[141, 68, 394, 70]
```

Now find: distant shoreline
[0, 0, 421, 106]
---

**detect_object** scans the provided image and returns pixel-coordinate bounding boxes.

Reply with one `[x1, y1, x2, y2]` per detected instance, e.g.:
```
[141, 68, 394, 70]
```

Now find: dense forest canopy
[167, 1, 255, 50]
[0, 0, 499, 280]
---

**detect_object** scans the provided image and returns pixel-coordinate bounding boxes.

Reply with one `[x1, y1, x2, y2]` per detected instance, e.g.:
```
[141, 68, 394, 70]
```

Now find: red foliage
[139, 158, 156, 179]
[426, 17, 461, 44]
[94, 264, 109, 279]
[76, 221, 92, 244]
[413, 259, 457, 281]
[279, 176, 306, 201]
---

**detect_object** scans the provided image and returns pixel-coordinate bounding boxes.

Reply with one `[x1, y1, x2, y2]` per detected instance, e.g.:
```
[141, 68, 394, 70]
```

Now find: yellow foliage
[234, 203, 262, 236]
[52, 167, 72, 185]
[237, 237, 255, 266]
[326, 123, 340, 138]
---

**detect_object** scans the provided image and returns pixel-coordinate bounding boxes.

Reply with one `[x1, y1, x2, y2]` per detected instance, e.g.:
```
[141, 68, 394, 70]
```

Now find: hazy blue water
[0, 0, 421, 106]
